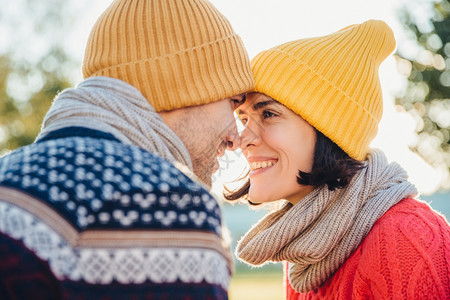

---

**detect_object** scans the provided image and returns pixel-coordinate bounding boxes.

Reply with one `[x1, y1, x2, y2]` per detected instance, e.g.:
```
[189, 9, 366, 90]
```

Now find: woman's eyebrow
[237, 100, 277, 115]
[253, 100, 277, 110]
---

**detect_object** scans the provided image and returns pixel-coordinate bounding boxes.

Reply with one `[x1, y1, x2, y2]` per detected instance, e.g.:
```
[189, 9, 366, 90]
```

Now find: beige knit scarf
[236, 150, 418, 292]
[36, 76, 192, 170]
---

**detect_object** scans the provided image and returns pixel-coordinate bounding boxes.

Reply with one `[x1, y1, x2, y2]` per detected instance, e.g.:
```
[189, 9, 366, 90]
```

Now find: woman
[226, 20, 450, 299]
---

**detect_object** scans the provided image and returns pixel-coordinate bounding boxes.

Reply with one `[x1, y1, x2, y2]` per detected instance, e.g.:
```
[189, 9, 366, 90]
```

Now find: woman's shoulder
[355, 197, 450, 297]
[364, 197, 450, 251]
[371, 197, 449, 237]
[346, 198, 450, 298]
[355, 197, 449, 261]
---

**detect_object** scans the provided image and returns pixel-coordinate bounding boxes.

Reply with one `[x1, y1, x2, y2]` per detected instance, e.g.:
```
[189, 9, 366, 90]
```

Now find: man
[0, 0, 253, 299]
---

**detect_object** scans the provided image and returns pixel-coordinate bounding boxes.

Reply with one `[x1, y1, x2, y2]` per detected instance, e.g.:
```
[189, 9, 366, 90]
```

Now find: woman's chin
[248, 189, 275, 204]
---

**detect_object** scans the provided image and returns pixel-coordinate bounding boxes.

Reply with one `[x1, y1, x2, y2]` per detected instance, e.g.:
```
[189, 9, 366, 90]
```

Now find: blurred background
[1, 0, 449, 299]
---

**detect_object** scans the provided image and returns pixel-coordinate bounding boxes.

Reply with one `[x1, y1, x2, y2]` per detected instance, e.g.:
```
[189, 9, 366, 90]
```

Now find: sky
[2, 0, 444, 195]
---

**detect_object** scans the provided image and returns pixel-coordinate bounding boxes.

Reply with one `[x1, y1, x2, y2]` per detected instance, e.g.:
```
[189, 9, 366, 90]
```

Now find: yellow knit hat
[82, 0, 254, 112]
[251, 20, 396, 160]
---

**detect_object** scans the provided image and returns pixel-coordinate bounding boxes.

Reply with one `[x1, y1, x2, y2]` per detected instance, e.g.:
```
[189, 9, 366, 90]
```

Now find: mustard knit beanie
[82, 0, 254, 112]
[251, 20, 396, 160]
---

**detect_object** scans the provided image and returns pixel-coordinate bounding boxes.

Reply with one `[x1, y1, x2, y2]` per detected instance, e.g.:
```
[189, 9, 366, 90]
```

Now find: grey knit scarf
[37, 76, 192, 170]
[236, 150, 418, 292]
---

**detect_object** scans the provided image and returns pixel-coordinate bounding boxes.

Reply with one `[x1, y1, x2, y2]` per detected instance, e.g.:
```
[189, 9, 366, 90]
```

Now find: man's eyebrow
[237, 100, 277, 115]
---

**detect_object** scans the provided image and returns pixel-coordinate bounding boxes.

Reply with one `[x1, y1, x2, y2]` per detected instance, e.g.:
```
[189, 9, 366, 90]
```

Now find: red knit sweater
[285, 198, 450, 299]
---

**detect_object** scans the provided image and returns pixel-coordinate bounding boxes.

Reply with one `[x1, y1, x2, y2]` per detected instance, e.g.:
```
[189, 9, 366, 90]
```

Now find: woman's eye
[239, 117, 248, 125]
[262, 110, 277, 119]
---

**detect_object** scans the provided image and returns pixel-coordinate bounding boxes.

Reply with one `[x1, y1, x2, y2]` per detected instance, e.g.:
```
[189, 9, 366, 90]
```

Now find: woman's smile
[248, 157, 278, 176]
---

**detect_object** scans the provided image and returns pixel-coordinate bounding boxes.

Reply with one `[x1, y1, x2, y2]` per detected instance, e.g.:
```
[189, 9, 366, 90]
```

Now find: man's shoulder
[0, 135, 222, 233]
[0, 136, 231, 297]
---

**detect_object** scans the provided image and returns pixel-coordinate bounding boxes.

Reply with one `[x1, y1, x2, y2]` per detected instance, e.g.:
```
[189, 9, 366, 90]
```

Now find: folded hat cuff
[87, 34, 254, 112]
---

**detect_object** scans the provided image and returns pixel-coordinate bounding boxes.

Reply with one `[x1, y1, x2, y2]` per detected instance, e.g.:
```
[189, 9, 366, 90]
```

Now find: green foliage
[0, 1, 75, 154]
[0, 52, 72, 154]
[395, 0, 450, 189]
[0, 52, 72, 153]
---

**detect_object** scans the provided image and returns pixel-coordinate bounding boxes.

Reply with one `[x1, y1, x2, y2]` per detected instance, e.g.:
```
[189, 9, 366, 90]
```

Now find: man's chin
[192, 162, 215, 189]
[204, 160, 220, 188]
[212, 158, 220, 173]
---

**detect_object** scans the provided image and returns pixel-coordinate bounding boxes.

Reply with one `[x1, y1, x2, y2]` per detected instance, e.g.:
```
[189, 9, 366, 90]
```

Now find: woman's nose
[239, 120, 261, 150]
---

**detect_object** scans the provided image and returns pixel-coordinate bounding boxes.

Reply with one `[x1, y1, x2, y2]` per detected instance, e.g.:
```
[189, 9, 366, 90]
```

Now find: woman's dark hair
[224, 128, 366, 205]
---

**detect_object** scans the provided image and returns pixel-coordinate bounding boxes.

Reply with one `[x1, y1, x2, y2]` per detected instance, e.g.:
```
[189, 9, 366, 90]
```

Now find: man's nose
[226, 123, 240, 151]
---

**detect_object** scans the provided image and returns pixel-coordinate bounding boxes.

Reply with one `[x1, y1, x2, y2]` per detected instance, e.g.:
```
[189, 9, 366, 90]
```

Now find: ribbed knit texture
[82, 0, 254, 112]
[286, 198, 450, 299]
[236, 150, 418, 292]
[36, 77, 192, 169]
[251, 20, 396, 160]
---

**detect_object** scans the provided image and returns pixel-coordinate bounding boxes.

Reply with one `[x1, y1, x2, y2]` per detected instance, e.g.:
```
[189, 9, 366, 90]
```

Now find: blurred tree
[0, 0, 77, 155]
[0, 50, 72, 152]
[395, 0, 450, 189]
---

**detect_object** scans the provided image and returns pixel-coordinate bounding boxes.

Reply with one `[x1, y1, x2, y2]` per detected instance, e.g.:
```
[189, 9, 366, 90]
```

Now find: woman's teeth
[250, 160, 275, 170]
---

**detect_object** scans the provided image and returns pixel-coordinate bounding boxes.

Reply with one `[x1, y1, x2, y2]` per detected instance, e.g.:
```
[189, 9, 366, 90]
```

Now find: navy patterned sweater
[0, 127, 231, 300]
